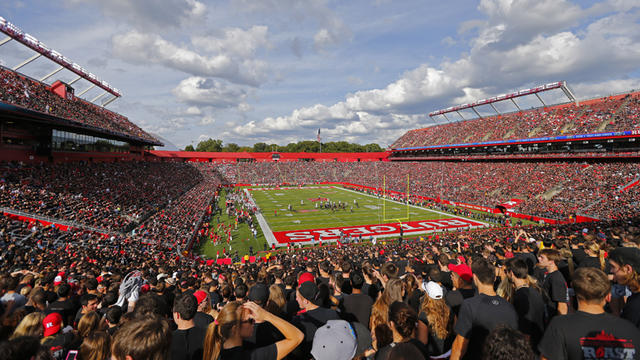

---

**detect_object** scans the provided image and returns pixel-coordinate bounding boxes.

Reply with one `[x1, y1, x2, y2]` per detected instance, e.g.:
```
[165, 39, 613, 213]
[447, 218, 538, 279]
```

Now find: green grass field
[251, 186, 452, 231]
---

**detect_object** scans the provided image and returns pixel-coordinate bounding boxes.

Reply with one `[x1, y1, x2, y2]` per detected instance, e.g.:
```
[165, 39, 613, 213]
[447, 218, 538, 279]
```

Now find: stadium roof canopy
[429, 81, 577, 122]
[0, 15, 121, 107]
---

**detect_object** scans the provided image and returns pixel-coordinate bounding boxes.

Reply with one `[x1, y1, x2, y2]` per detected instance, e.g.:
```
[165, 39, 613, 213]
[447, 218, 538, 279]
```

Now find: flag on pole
[316, 128, 321, 142]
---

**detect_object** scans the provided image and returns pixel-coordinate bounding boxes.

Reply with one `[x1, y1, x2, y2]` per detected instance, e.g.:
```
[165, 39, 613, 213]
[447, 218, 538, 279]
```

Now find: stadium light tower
[428, 81, 578, 122]
[0, 15, 122, 107]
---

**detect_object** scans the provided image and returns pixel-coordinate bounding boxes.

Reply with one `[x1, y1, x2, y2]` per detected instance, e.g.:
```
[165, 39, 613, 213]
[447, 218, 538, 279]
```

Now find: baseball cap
[448, 263, 473, 282]
[53, 272, 65, 286]
[298, 281, 319, 302]
[422, 281, 444, 300]
[609, 247, 640, 273]
[43, 312, 62, 337]
[311, 320, 357, 360]
[248, 284, 269, 305]
[193, 290, 208, 305]
[298, 272, 315, 285]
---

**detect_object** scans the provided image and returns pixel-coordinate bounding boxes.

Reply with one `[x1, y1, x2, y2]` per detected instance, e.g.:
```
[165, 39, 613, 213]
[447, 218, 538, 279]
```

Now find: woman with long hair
[374, 301, 428, 360]
[370, 278, 403, 331]
[418, 281, 454, 359]
[264, 284, 286, 318]
[79, 331, 111, 360]
[10, 311, 45, 339]
[77, 311, 103, 339]
[202, 301, 303, 360]
[370, 278, 404, 350]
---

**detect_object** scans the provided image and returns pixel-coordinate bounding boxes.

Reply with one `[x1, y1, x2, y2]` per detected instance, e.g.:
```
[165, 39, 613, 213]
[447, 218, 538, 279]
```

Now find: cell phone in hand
[66, 350, 78, 360]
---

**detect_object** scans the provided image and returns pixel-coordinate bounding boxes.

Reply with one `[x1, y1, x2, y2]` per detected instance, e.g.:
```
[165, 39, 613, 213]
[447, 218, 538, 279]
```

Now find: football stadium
[1, 3, 640, 360]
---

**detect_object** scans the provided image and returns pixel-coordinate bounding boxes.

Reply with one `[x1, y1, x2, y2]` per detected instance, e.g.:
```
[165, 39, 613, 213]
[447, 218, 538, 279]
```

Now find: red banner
[272, 218, 485, 243]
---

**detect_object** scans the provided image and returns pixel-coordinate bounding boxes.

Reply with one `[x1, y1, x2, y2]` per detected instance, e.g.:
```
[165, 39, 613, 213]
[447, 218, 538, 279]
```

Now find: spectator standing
[450, 258, 518, 360]
[538, 249, 569, 319]
[418, 281, 455, 359]
[202, 301, 303, 360]
[608, 247, 640, 328]
[74, 294, 99, 327]
[171, 293, 206, 360]
[538, 267, 640, 360]
[193, 290, 215, 329]
[111, 316, 172, 360]
[505, 258, 545, 350]
[291, 281, 340, 359]
[340, 271, 373, 328]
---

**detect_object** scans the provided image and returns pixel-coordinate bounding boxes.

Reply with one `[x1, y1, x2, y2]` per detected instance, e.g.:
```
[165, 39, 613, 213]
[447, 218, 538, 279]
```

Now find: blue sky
[1, 0, 639, 149]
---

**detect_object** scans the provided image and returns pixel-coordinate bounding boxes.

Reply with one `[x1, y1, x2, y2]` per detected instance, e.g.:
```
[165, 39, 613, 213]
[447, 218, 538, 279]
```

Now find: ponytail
[203, 302, 241, 360]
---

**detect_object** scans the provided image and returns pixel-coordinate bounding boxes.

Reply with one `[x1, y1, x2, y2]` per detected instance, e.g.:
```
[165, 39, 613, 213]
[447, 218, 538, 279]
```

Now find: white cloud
[200, 115, 215, 125]
[111, 31, 267, 86]
[185, 106, 202, 115]
[192, 26, 269, 58]
[172, 76, 248, 108]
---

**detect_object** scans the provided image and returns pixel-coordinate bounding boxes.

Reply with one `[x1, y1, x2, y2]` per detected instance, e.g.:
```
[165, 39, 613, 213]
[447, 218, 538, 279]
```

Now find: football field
[247, 185, 488, 245]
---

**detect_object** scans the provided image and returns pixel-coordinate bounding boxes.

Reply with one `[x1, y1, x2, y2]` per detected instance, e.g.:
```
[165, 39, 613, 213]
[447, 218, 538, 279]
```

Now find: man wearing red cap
[192, 290, 214, 329]
[42, 312, 77, 360]
[445, 262, 475, 316]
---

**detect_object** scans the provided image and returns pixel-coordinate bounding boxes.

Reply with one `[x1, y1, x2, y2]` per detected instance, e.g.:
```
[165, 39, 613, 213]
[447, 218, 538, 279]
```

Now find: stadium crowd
[0, 161, 203, 232]
[0, 68, 157, 142]
[391, 93, 640, 149]
[0, 204, 639, 360]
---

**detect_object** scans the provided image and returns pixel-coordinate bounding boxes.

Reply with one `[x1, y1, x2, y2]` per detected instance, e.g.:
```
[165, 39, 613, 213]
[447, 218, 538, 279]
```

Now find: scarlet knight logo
[580, 330, 635, 359]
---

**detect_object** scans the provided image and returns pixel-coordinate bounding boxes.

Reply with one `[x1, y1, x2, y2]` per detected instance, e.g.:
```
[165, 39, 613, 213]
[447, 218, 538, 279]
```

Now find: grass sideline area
[195, 185, 538, 259]
[196, 188, 266, 259]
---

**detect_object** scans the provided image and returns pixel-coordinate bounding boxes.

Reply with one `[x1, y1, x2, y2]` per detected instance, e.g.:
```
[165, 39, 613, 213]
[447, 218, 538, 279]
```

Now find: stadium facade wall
[147, 150, 390, 162]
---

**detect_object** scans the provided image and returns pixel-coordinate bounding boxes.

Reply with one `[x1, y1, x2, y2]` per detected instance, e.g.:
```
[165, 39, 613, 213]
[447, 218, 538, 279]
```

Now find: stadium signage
[0, 16, 120, 97]
[395, 130, 635, 151]
[272, 218, 485, 243]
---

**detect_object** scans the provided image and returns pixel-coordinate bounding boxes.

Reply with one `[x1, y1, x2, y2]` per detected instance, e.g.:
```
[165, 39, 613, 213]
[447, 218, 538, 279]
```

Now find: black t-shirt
[47, 299, 77, 327]
[361, 282, 380, 302]
[577, 256, 611, 273]
[245, 321, 284, 350]
[542, 270, 569, 319]
[171, 326, 206, 360]
[193, 311, 214, 329]
[341, 292, 373, 328]
[374, 339, 429, 360]
[454, 293, 518, 360]
[621, 292, 640, 329]
[219, 343, 277, 360]
[513, 286, 545, 349]
[292, 307, 340, 358]
[539, 311, 640, 360]
[445, 288, 475, 316]
[418, 310, 455, 357]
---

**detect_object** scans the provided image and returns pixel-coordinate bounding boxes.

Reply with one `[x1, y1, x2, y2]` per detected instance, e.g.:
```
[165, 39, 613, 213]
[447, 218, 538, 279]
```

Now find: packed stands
[0, 162, 202, 232]
[391, 92, 640, 149]
[0, 67, 158, 143]
[213, 161, 640, 221]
